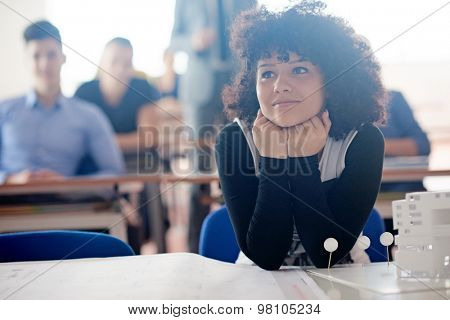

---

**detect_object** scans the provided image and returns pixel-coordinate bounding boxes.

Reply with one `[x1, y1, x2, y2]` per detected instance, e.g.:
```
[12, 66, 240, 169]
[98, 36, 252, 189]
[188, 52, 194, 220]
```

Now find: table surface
[381, 167, 450, 182]
[0, 174, 217, 196]
[0, 253, 448, 300]
[0, 166, 449, 195]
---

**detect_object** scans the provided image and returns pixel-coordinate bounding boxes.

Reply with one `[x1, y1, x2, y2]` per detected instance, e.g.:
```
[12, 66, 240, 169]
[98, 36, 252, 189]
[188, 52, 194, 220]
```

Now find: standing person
[216, 1, 386, 269]
[0, 20, 124, 185]
[170, 0, 256, 253]
[158, 48, 180, 99]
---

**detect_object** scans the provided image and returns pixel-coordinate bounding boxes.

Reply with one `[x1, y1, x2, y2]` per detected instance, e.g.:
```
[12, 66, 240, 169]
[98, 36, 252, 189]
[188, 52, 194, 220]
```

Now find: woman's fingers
[302, 120, 314, 138]
[256, 109, 263, 120]
[254, 110, 270, 127]
[254, 110, 266, 123]
[310, 116, 323, 130]
[322, 110, 332, 132]
[253, 109, 264, 124]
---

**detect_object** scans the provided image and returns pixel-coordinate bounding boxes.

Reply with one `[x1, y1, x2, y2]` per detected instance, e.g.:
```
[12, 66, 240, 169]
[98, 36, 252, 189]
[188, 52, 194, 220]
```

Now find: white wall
[382, 61, 450, 134]
[1, 0, 449, 132]
[0, 0, 47, 99]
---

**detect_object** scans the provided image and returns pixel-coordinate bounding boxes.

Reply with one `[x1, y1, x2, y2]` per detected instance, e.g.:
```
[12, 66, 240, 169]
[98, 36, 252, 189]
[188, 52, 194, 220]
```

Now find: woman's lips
[272, 100, 301, 108]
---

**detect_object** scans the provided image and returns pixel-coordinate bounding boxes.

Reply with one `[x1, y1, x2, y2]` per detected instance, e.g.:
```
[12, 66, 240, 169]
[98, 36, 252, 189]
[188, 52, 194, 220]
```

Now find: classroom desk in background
[381, 168, 450, 183]
[0, 174, 217, 196]
[0, 174, 217, 251]
[0, 168, 448, 248]
[377, 166, 450, 218]
[0, 177, 145, 242]
[0, 253, 448, 299]
[2, 166, 446, 195]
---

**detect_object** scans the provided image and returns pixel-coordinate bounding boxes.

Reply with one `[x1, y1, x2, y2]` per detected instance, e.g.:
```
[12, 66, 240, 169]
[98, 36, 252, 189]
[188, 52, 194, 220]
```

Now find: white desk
[307, 263, 450, 300]
[0, 253, 448, 300]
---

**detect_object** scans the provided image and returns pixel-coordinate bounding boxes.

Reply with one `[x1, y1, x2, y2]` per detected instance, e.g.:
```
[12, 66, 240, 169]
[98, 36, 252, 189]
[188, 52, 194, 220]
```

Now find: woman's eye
[261, 71, 274, 79]
[293, 66, 308, 75]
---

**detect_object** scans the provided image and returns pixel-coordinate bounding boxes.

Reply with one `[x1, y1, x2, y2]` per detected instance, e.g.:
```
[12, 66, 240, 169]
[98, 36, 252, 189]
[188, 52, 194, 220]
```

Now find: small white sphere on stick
[380, 232, 394, 246]
[324, 238, 338, 253]
[357, 236, 371, 250]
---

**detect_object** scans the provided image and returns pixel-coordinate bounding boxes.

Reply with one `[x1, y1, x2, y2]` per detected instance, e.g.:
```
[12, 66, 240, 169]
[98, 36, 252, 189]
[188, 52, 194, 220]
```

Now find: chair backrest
[0, 230, 134, 263]
[199, 206, 240, 263]
[362, 208, 387, 262]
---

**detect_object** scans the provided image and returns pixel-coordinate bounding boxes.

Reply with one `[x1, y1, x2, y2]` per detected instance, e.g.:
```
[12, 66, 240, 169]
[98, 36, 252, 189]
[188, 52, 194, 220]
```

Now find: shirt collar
[25, 90, 66, 110]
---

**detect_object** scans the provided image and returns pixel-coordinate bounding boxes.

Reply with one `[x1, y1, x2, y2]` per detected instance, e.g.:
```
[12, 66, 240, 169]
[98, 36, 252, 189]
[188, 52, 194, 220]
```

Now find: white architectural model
[392, 191, 450, 278]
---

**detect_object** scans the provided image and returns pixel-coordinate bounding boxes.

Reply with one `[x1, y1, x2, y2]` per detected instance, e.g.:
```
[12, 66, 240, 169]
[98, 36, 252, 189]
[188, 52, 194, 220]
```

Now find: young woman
[216, 1, 387, 270]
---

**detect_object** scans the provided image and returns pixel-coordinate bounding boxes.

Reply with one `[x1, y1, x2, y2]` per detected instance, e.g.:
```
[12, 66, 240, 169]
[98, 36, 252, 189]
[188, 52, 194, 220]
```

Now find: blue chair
[362, 208, 387, 262]
[199, 206, 240, 263]
[199, 206, 387, 263]
[0, 230, 135, 263]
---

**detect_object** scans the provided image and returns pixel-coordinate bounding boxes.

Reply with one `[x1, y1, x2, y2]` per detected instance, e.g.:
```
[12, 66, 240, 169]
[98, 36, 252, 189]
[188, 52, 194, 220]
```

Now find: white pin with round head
[380, 232, 394, 246]
[380, 232, 394, 266]
[357, 236, 371, 250]
[324, 238, 338, 269]
[324, 238, 338, 252]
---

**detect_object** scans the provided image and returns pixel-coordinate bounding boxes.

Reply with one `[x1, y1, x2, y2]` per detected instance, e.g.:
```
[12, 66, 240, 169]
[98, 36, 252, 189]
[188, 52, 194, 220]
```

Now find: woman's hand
[252, 111, 288, 159]
[287, 110, 331, 157]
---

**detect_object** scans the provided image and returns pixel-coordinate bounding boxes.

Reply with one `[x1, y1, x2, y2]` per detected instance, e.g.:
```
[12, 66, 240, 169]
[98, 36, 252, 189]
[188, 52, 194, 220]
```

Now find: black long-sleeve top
[215, 121, 385, 270]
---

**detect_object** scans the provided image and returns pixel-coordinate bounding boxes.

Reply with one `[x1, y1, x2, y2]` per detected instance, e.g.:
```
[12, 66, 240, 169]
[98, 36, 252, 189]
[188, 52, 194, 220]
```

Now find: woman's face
[256, 51, 325, 127]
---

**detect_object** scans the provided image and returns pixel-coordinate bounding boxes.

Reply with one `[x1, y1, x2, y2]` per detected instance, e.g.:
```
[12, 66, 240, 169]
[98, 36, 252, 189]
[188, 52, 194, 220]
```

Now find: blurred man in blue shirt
[0, 20, 124, 184]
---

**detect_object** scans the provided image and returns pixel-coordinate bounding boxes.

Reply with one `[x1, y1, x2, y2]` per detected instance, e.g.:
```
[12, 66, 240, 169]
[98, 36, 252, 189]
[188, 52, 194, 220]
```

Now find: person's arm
[170, 0, 193, 53]
[385, 92, 430, 156]
[384, 138, 420, 156]
[116, 103, 160, 151]
[288, 124, 384, 267]
[86, 108, 125, 176]
[0, 118, 7, 184]
[117, 81, 161, 152]
[216, 123, 294, 270]
[0, 107, 65, 183]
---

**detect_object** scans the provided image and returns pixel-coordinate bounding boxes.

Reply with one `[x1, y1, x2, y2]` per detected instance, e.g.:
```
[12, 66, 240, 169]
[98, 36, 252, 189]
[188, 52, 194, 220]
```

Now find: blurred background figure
[380, 90, 431, 192]
[75, 37, 167, 254]
[75, 37, 160, 159]
[170, 0, 256, 253]
[378, 90, 431, 247]
[158, 48, 180, 99]
[0, 20, 124, 186]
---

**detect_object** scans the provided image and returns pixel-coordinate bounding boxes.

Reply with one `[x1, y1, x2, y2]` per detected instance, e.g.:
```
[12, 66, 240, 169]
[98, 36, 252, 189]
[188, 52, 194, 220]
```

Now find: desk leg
[109, 219, 128, 243]
[146, 183, 167, 253]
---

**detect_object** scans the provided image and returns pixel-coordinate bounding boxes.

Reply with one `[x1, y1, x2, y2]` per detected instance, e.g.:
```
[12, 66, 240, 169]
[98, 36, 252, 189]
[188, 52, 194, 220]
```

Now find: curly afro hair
[222, 0, 386, 139]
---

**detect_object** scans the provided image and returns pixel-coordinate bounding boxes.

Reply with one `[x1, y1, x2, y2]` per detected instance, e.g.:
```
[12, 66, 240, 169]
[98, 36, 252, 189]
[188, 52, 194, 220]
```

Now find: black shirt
[75, 78, 160, 133]
[215, 122, 384, 270]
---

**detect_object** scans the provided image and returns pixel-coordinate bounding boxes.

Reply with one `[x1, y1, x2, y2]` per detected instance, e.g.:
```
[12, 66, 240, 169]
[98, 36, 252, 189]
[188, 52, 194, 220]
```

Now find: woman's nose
[274, 76, 292, 93]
